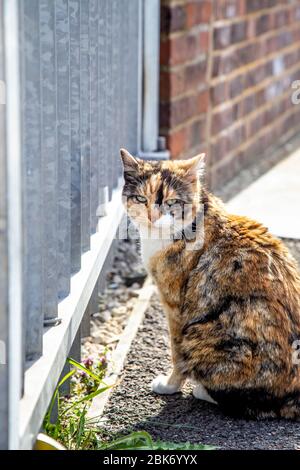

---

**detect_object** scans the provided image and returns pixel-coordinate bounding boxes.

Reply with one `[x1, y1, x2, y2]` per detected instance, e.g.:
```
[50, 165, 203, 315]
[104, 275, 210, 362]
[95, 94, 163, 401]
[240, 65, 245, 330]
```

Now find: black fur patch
[182, 294, 267, 334]
[233, 260, 243, 271]
[206, 387, 300, 419]
[155, 181, 164, 206]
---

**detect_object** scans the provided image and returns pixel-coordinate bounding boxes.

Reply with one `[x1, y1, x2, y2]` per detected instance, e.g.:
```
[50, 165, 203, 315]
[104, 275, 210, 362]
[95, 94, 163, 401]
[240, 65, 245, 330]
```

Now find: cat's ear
[120, 148, 139, 173]
[180, 153, 205, 180]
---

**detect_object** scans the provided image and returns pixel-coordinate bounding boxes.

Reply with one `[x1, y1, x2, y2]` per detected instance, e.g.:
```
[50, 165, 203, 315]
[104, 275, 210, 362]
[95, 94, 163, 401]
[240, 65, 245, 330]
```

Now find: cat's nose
[148, 207, 160, 223]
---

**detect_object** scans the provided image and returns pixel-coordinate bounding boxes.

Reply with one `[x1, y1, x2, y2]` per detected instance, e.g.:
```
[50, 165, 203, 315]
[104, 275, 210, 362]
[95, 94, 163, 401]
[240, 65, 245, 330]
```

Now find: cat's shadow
[119, 391, 300, 449]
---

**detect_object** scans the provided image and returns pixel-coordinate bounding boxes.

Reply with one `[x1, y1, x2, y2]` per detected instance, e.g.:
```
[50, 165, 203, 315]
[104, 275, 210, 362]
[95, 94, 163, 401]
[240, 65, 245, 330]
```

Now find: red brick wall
[160, 0, 300, 188]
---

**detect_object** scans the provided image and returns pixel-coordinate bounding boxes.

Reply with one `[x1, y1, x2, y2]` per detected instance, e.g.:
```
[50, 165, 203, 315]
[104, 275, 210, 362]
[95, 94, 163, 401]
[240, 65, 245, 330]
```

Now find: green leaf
[44, 368, 76, 427]
[152, 440, 215, 451]
[75, 409, 87, 449]
[98, 431, 153, 450]
[62, 385, 111, 415]
[67, 357, 102, 383]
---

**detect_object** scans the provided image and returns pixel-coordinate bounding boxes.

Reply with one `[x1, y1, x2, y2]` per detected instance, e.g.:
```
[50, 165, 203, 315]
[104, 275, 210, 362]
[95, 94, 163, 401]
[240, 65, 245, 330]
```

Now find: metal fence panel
[111, 0, 118, 189]
[40, 0, 58, 321]
[89, 0, 99, 232]
[122, 1, 130, 151]
[97, 0, 108, 216]
[128, 0, 140, 154]
[56, 0, 71, 301]
[105, 0, 113, 200]
[20, 0, 44, 359]
[69, 0, 81, 273]
[118, 1, 125, 175]
[80, 0, 91, 253]
[0, 1, 8, 448]
[1, 0, 147, 448]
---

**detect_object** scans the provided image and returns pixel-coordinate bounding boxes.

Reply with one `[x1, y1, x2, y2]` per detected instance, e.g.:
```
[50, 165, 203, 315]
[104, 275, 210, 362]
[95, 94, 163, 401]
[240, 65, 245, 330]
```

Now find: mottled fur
[120, 149, 300, 420]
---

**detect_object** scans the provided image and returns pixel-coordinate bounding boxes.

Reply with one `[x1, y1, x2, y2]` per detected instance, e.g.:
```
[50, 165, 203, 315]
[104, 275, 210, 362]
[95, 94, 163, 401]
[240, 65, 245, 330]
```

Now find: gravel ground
[99, 144, 300, 450]
[82, 235, 146, 359]
[101, 290, 300, 450]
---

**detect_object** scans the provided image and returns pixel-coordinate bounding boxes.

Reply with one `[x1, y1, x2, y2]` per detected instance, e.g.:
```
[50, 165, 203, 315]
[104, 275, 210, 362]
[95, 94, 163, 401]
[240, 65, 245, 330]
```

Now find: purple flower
[100, 356, 107, 367]
[83, 357, 93, 368]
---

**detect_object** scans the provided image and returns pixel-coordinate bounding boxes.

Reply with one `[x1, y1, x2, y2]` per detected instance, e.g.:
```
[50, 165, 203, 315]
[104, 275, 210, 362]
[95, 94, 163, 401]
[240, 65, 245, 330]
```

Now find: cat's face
[120, 149, 205, 239]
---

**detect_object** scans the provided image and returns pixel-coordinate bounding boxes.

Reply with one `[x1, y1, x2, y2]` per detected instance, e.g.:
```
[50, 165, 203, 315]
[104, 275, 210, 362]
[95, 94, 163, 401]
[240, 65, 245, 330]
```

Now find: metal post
[0, 0, 8, 449]
[3, 0, 23, 450]
[139, 0, 169, 160]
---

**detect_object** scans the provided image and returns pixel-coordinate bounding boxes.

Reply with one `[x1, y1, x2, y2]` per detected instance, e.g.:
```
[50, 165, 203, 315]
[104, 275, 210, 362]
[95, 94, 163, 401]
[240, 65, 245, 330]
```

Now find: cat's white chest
[141, 237, 172, 271]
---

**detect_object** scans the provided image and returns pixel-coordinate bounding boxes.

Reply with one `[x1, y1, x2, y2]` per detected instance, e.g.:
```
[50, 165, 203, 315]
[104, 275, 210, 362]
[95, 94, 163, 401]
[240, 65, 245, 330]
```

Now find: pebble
[92, 310, 112, 323]
[112, 306, 127, 317]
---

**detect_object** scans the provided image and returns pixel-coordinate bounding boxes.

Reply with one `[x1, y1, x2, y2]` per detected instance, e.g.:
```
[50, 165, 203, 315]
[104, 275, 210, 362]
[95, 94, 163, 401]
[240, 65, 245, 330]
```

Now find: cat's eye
[165, 199, 179, 207]
[134, 195, 147, 204]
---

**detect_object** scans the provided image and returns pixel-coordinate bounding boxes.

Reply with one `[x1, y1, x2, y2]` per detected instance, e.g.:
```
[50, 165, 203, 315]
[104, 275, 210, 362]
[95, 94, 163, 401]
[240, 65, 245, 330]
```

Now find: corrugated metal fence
[20, 0, 141, 361]
[0, 0, 151, 449]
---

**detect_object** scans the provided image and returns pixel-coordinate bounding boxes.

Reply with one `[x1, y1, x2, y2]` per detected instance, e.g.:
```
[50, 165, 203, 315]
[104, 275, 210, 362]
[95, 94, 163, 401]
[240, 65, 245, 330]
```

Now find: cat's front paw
[151, 374, 181, 395]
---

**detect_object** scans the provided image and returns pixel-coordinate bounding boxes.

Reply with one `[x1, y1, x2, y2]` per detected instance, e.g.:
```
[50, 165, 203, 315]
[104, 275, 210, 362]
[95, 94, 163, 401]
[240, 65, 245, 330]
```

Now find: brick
[229, 75, 245, 99]
[212, 53, 234, 76]
[187, 1, 212, 28]
[255, 14, 273, 36]
[247, 18, 256, 39]
[274, 9, 290, 29]
[187, 118, 206, 149]
[197, 89, 210, 113]
[213, 43, 259, 77]
[212, 104, 238, 135]
[160, 69, 185, 101]
[167, 127, 188, 158]
[160, 0, 300, 179]
[245, 62, 272, 88]
[248, 112, 265, 137]
[185, 60, 207, 90]
[186, 2, 198, 28]
[214, 25, 231, 49]
[198, 30, 209, 53]
[276, 30, 294, 49]
[246, 0, 270, 13]
[284, 50, 298, 69]
[211, 81, 228, 105]
[242, 93, 256, 117]
[295, 5, 300, 21]
[231, 21, 247, 44]
[214, 0, 244, 20]
[160, 95, 198, 128]
[210, 151, 244, 189]
[160, 34, 199, 66]
[238, 43, 257, 66]
[161, 4, 186, 34]
[211, 136, 227, 165]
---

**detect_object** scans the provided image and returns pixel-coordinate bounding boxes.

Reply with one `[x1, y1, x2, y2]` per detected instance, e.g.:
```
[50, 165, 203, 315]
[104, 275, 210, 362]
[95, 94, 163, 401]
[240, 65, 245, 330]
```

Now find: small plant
[43, 354, 110, 449]
[43, 354, 214, 450]
[98, 432, 215, 451]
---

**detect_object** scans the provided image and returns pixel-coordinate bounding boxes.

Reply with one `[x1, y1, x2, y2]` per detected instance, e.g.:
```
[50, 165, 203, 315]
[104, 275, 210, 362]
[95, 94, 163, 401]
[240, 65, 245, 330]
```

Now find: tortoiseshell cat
[120, 148, 300, 420]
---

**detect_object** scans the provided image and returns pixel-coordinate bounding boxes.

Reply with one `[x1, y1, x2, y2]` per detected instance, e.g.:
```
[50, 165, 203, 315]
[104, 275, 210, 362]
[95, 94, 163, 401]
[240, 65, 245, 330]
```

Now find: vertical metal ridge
[20, 0, 43, 359]
[56, 0, 71, 300]
[80, 0, 91, 253]
[40, 0, 58, 321]
[89, 0, 99, 233]
[69, 0, 81, 273]
[0, 0, 8, 450]
[4, 0, 23, 449]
